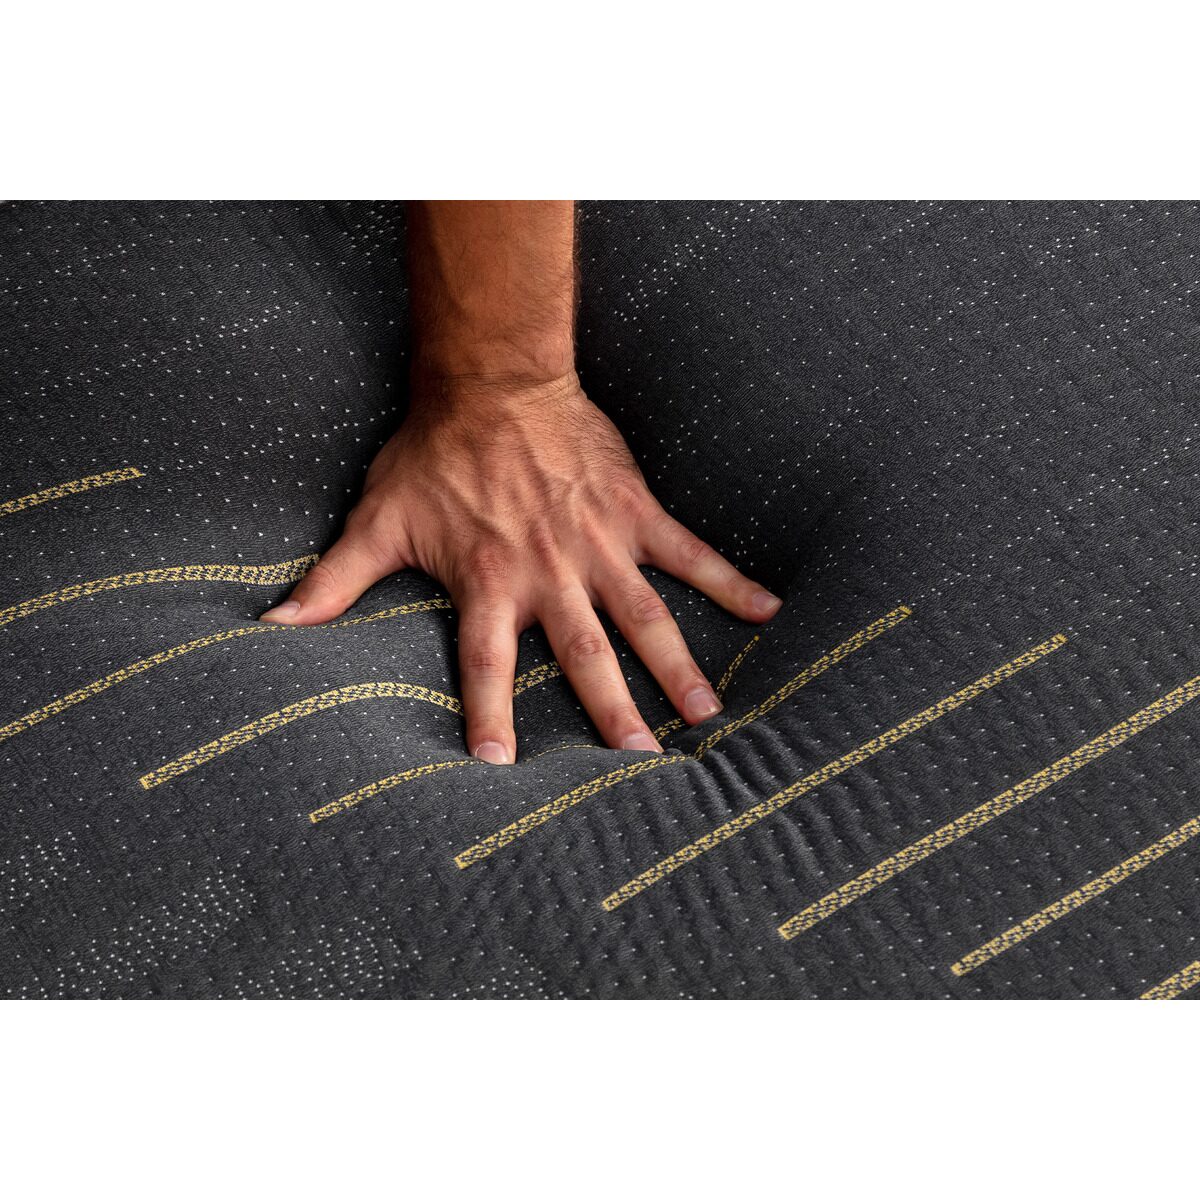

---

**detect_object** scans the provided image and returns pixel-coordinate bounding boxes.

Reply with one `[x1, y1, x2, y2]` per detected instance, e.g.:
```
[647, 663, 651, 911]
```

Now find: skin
[261, 202, 781, 763]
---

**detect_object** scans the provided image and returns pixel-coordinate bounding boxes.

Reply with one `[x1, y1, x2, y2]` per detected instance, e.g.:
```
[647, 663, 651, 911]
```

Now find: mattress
[2, 199, 1198, 998]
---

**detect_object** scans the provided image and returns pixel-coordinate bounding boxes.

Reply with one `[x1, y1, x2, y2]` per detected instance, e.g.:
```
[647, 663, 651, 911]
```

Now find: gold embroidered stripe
[513, 662, 563, 696]
[139, 681, 462, 790]
[0, 466, 143, 518]
[779, 670, 1200, 941]
[716, 633, 762, 697]
[0, 555, 318, 629]
[454, 755, 685, 869]
[309, 759, 474, 824]
[653, 634, 762, 742]
[1141, 960, 1200, 1000]
[951, 814, 1200, 976]
[604, 634, 1066, 913]
[0, 598, 452, 745]
[332, 598, 451, 627]
[455, 608, 910, 870]
[652, 716, 685, 740]
[694, 607, 912, 759]
[521, 742, 609, 763]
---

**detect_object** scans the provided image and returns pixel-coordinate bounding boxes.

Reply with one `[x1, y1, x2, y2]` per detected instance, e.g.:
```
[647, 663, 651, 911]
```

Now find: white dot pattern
[2, 200, 1199, 998]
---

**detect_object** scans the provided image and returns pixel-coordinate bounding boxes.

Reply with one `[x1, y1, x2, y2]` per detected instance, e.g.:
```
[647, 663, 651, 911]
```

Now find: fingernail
[751, 590, 783, 617]
[260, 600, 301, 624]
[621, 731, 663, 754]
[684, 687, 722, 722]
[473, 740, 514, 765]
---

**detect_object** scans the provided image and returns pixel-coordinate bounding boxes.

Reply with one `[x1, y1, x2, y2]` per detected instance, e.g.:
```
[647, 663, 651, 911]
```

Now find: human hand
[261, 372, 781, 763]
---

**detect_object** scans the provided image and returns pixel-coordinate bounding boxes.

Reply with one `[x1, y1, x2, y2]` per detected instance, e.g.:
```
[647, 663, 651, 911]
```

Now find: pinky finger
[641, 510, 783, 623]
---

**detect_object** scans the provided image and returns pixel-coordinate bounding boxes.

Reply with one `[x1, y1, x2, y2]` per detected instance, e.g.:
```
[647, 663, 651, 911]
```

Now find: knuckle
[677, 533, 714, 568]
[527, 526, 561, 566]
[562, 628, 608, 664]
[344, 503, 396, 549]
[464, 544, 511, 586]
[606, 476, 650, 519]
[626, 589, 671, 628]
[600, 701, 642, 733]
[304, 560, 346, 595]
[345, 498, 383, 533]
[461, 647, 510, 677]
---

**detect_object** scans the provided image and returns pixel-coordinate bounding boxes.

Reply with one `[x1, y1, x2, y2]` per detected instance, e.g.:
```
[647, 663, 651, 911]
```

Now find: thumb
[260, 532, 396, 625]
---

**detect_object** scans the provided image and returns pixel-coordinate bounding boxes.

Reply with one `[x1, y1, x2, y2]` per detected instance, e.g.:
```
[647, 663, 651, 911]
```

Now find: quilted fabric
[2, 200, 1199, 999]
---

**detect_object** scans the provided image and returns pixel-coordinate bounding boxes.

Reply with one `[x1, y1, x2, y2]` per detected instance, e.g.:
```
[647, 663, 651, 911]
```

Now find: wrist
[407, 367, 582, 421]
[412, 336, 575, 391]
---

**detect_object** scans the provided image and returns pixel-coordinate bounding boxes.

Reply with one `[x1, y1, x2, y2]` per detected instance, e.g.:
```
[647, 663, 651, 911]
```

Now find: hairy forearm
[268, 200, 779, 760]
[406, 201, 577, 391]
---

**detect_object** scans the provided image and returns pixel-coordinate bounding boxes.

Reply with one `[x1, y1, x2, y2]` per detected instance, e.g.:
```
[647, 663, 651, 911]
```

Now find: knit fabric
[2, 200, 1198, 999]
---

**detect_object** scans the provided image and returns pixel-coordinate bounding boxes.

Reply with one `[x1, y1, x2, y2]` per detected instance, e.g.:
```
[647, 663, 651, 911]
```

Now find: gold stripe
[455, 608, 910, 870]
[139, 681, 462, 790]
[716, 633, 762, 697]
[299, 660, 559, 820]
[0, 466, 143, 518]
[694, 607, 912, 758]
[333, 598, 451, 627]
[951, 814, 1200, 976]
[521, 742, 608, 762]
[454, 756, 686, 869]
[0, 555, 318, 629]
[513, 662, 563, 696]
[779, 670, 1200, 941]
[604, 634, 1066, 913]
[652, 633, 763, 741]
[308, 664, 596, 823]
[2, 624, 271, 742]
[309, 759, 474, 824]
[1141, 960, 1200, 1000]
[0, 598, 452, 745]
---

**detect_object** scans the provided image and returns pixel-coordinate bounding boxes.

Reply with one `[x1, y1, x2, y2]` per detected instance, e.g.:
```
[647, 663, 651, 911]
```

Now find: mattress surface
[2, 200, 1199, 999]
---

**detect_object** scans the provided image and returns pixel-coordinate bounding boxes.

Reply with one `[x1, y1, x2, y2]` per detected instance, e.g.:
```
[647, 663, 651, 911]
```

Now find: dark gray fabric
[2, 200, 1199, 998]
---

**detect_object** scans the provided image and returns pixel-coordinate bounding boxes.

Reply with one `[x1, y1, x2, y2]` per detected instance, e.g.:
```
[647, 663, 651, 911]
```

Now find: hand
[261, 372, 782, 763]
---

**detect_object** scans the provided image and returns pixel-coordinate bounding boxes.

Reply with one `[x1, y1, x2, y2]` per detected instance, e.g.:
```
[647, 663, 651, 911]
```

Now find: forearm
[406, 201, 577, 393]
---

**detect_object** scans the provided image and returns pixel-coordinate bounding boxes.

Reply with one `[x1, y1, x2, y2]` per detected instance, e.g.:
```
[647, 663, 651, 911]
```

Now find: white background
[4, 1002, 1196, 1196]
[4, 0, 1199, 197]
